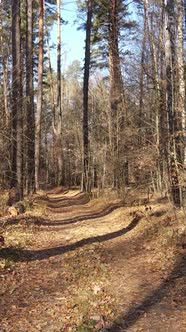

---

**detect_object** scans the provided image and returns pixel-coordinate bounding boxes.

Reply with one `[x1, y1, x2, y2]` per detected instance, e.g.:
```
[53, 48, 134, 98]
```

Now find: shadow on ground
[0, 215, 142, 262]
[37, 202, 123, 226]
[106, 252, 186, 331]
[46, 186, 69, 195]
[47, 192, 90, 210]
[47, 190, 81, 202]
[0, 203, 123, 229]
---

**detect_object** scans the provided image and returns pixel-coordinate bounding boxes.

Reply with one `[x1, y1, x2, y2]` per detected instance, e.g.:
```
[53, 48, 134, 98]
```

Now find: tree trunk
[2, 58, 9, 128]
[108, 0, 126, 188]
[176, 0, 185, 166]
[82, 0, 93, 192]
[56, 0, 63, 185]
[26, 0, 34, 193]
[44, 4, 56, 135]
[164, 0, 180, 205]
[35, 0, 43, 191]
[175, 0, 186, 205]
[0, 0, 9, 128]
[11, 0, 23, 199]
[139, 0, 148, 138]
[159, 3, 168, 192]
[148, 8, 162, 190]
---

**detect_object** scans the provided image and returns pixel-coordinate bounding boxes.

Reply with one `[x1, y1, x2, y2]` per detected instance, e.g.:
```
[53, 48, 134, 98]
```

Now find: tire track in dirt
[0, 190, 185, 331]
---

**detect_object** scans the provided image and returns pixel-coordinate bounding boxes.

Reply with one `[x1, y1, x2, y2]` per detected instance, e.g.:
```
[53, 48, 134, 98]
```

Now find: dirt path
[0, 189, 185, 331]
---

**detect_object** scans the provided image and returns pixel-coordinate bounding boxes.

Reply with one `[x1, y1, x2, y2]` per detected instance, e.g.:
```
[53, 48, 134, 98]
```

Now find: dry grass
[0, 191, 9, 217]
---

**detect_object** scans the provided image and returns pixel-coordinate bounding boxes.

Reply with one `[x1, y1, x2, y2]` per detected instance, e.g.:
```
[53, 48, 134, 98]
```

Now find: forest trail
[0, 189, 185, 331]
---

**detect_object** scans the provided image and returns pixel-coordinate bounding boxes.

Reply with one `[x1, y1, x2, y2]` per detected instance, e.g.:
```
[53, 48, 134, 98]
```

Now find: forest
[0, 0, 186, 331]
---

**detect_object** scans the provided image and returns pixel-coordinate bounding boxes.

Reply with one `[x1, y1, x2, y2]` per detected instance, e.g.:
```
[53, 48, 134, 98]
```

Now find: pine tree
[26, 0, 34, 193]
[82, 0, 93, 192]
[11, 0, 23, 198]
[35, 0, 44, 191]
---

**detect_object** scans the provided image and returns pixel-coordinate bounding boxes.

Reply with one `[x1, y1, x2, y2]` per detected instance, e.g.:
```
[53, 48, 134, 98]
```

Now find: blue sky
[50, 1, 85, 71]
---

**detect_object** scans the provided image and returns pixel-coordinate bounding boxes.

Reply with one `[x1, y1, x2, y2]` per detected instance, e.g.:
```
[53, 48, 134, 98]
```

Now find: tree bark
[35, 0, 43, 191]
[108, 0, 126, 188]
[139, 0, 148, 137]
[159, 3, 168, 191]
[44, 3, 56, 135]
[176, 0, 185, 166]
[26, 0, 34, 193]
[11, 0, 23, 199]
[56, 0, 63, 185]
[164, 0, 181, 205]
[82, 0, 93, 192]
[175, 0, 186, 205]
[2, 57, 9, 128]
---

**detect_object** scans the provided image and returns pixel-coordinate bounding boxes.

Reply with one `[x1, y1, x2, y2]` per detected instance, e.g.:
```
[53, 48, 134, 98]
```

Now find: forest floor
[0, 187, 186, 332]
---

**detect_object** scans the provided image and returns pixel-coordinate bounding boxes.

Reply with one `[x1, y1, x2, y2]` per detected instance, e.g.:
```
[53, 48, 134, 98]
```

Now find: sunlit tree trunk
[176, 0, 185, 166]
[164, 0, 181, 205]
[56, 0, 63, 185]
[159, 3, 168, 192]
[108, 0, 126, 187]
[175, 0, 186, 204]
[2, 58, 9, 128]
[0, 1, 9, 128]
[11, 0, 23, 198]
[35, 0, 43, 191]
[44, 3, 56, 133]
[147, 5, 162, 190]
[139, 0, 148, 137]
[26, 0, 34, 193]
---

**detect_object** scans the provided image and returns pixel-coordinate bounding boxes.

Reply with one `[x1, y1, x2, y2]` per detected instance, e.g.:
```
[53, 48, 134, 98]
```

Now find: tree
[11, 0, 23, 198]
[35, 0, 44, 191]
[26, 0, 34, 193]
[176, 0, 185, 167]
[107, 0, 127, 187]
[164, 0, 186, 206]
[55, 0, 63, 185]
[82, 0, 93, 192]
